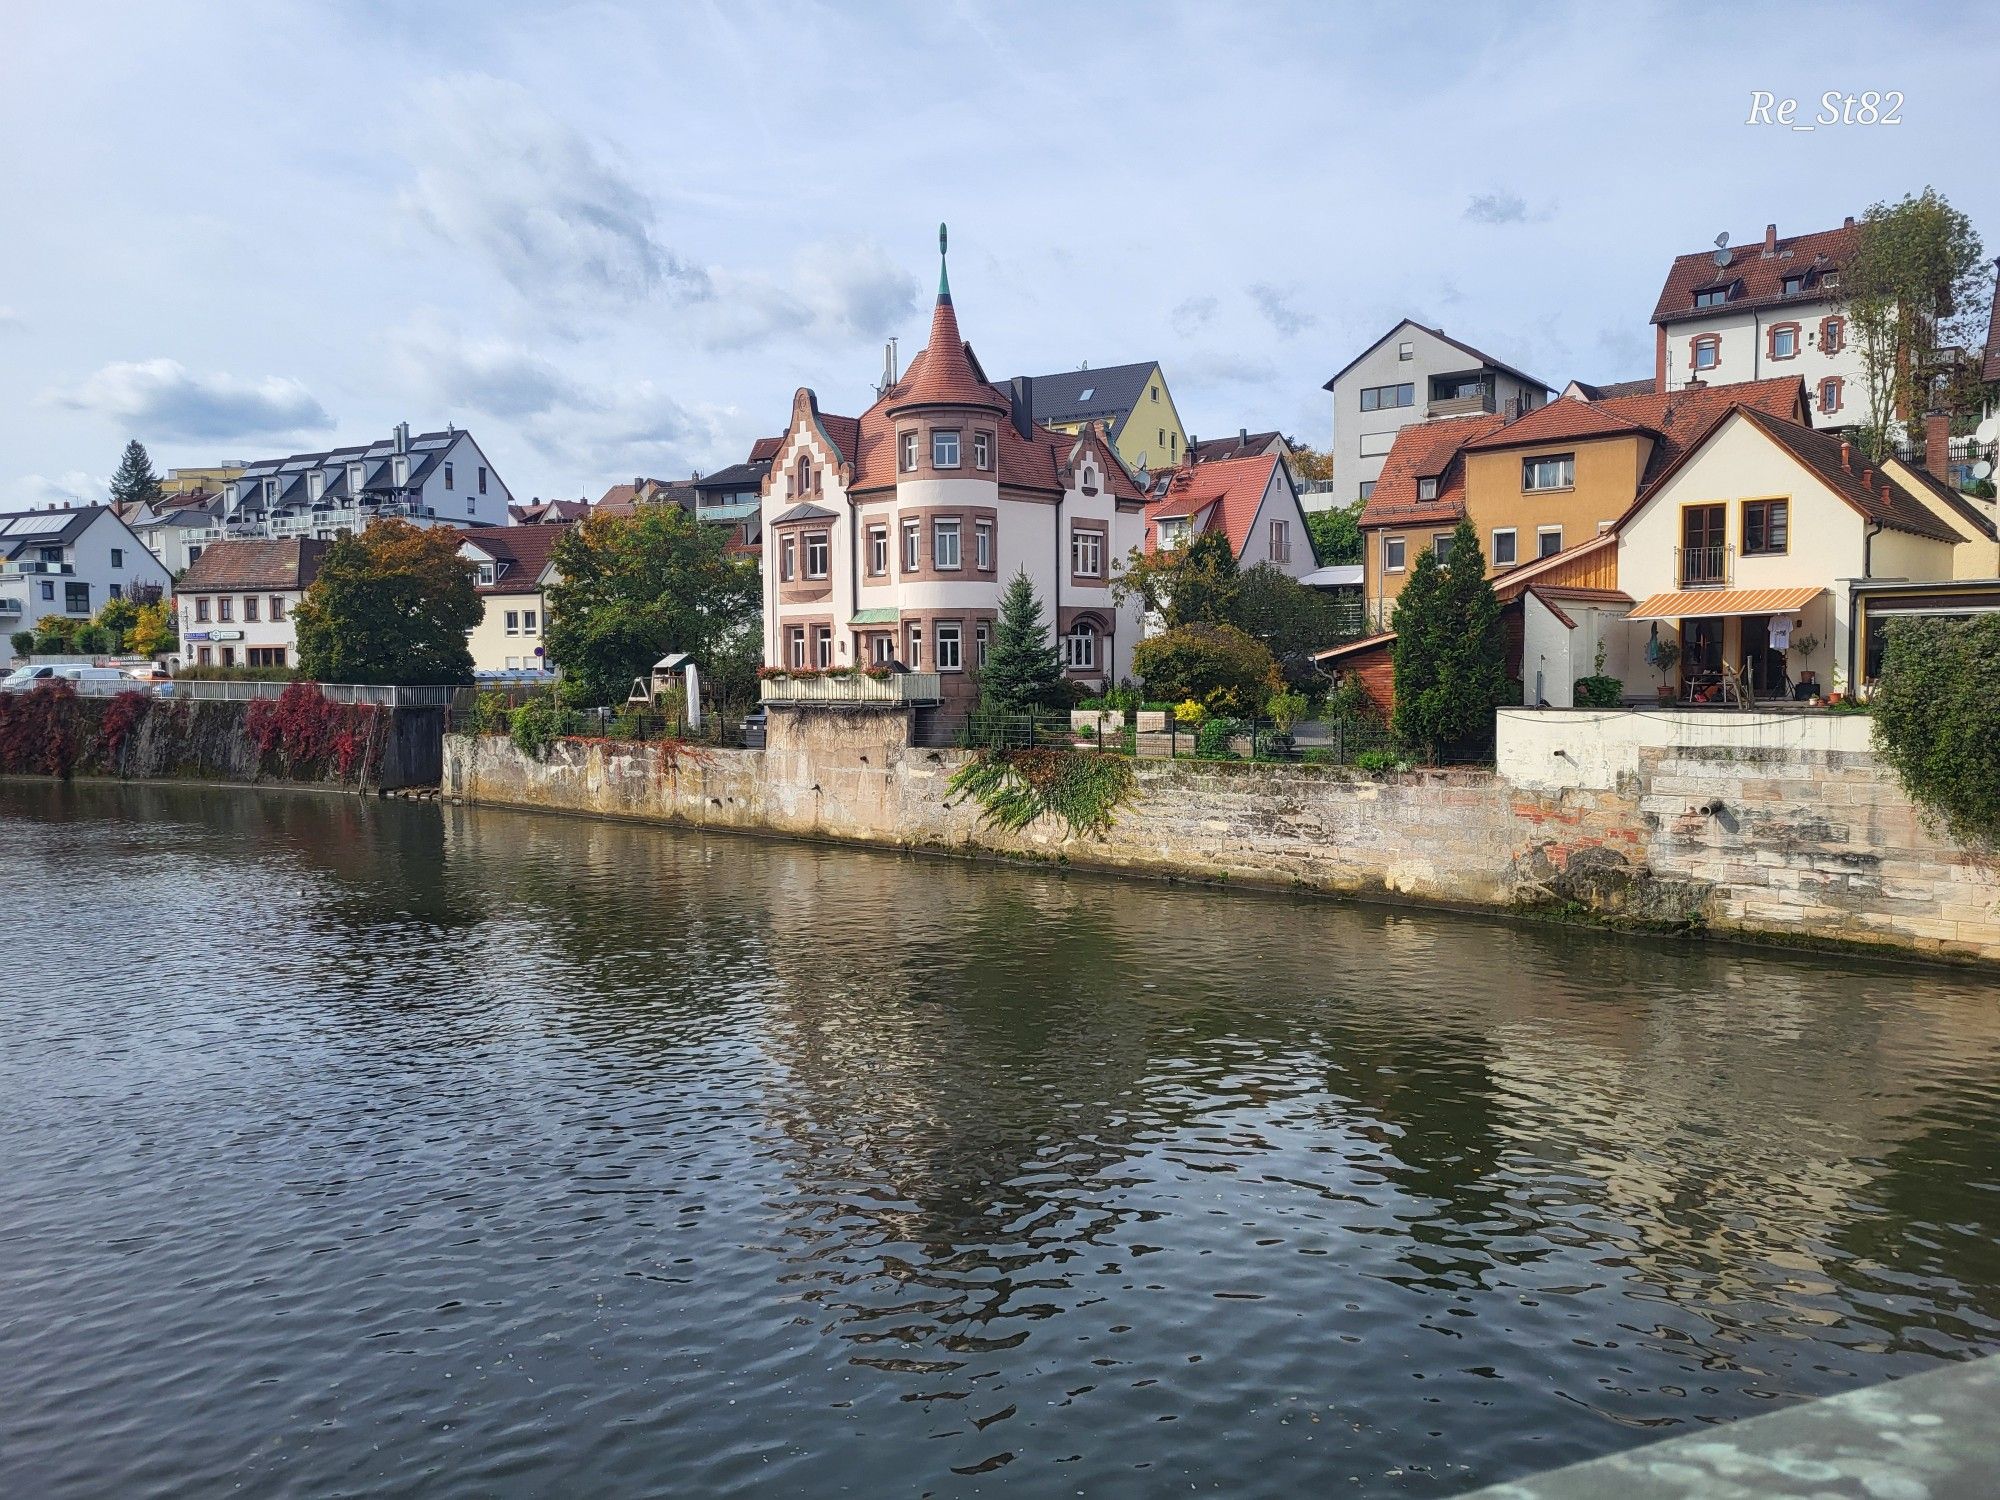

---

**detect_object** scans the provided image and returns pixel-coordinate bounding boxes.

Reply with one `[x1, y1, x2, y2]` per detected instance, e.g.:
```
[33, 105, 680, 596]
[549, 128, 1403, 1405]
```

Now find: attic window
[1693, 285, 1731, 308]
[1077, 387, 1094, 402]
[1417, 477, 1439, 501]
[1781, 274, 1807, 296]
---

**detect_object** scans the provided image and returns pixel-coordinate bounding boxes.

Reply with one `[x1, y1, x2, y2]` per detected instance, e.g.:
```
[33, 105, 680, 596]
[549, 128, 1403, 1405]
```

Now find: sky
[1, 0, 1994, 510]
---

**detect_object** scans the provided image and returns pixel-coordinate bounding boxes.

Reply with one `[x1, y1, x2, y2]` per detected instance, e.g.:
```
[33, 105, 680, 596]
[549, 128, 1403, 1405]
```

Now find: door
[1740, 614, 1788, 696]
[1681, 505, 1726, 585]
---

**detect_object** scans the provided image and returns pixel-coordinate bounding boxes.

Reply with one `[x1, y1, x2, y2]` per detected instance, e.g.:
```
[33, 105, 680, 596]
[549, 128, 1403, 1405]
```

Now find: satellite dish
[1975, 460, 1994, 481]
[1976, 416, 1999, 445]
[1713, 246, 1732, 269]
[1714, 232, 1730, 248]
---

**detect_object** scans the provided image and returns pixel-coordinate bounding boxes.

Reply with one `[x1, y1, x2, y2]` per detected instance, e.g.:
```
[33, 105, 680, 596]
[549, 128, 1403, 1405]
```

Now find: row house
[200, 423, 513, 548]
[457, 524, 566, 676]
[175, 538, 325, 670]
[760, 237, 1149, 708]
[0, 505, 172, 666]
[1651, 218, 1868, 427]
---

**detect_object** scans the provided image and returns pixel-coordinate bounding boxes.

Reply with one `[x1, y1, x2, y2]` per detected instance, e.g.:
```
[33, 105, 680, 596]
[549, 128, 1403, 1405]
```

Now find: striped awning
[1625, 585, 1823, 621]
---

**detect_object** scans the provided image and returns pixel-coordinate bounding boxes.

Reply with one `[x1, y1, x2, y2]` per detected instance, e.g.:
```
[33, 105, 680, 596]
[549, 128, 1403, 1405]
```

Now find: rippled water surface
[3, 782, 1999, 1498]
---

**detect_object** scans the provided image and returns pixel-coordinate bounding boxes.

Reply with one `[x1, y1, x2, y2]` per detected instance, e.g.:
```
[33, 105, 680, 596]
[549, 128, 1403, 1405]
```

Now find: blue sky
[1, 0, 1992, 507]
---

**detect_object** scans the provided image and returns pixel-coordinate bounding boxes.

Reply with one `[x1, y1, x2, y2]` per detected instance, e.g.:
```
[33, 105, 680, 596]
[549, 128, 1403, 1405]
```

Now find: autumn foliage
[243, 681, 385, 781]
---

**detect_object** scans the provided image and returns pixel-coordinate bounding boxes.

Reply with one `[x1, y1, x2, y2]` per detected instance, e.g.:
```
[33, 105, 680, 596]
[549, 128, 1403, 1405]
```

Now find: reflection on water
[2, 781, 1997, 1498]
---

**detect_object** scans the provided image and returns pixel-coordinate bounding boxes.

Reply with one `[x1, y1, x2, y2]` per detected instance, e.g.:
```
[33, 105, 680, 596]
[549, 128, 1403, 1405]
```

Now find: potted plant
[1791, 632, 1820, 697]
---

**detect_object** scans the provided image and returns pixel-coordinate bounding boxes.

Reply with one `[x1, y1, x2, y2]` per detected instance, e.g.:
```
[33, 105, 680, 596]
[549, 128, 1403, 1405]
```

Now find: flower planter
[1134, 710, 1167, 733]
[1070, 708, 1126, 733]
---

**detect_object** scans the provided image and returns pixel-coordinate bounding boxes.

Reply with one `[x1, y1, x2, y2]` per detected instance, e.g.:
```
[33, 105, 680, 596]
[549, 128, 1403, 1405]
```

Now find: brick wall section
[445, 714, 2000, 967]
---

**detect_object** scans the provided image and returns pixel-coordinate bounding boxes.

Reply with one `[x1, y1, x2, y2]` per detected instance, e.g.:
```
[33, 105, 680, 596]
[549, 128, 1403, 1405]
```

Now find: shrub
[94, 691, 152, 768]
[242, 681, 384, 781]
[510, 693, 585, 759]
[1132, 622, 1282, 718]
[73, 625, 114, 654]
[1354, 748, 1405, 773]
[1195, 717, 1241, 759]
[1871, 616, 2000, 845]
[0, 681, 83, 775]
[469, 691, 514, 736]
[1173, 698, 1206, 728]
[946, 748, 1135, 837]
[1573, 675, 1624, 707]
[9, 631, 34, 659]
[1266, 690, 1311, 735]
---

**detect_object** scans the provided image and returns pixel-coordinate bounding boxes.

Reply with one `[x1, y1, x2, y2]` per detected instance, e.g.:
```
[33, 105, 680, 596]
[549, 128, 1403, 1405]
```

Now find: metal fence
[912, 710, 1404, 764]
[48, 678, 455, 707]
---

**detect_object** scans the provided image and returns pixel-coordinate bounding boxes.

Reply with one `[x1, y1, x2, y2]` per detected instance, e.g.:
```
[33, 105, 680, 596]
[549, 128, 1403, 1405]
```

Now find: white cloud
[48, 359, 332, 442]
[697, 242, 916, 351]
[1464, 190, 1556, 225]
[392, 316, 577, 419]
[401, 75, 708, 309]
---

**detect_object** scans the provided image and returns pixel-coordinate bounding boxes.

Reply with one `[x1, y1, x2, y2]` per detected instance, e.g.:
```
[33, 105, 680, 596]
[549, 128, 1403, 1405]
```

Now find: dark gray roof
[1010, 361, 1160, 437]
[0, 505, 99, 558]
[693, 460, 771, 492]
[1322, 320, 1551, 394]
[772, 502, 837, 524]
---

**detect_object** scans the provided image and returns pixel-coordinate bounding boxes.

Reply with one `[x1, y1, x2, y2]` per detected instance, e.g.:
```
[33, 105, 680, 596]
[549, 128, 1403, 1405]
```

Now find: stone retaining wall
[444, 708, 2000, 967]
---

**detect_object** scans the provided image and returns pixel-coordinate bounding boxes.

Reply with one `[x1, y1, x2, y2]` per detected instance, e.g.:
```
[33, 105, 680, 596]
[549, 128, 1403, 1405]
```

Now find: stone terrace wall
[447, 706, 1999, 967]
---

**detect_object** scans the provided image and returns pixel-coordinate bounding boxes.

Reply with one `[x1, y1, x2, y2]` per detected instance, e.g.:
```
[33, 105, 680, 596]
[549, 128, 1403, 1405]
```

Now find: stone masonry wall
[444, 709, 2000, 967]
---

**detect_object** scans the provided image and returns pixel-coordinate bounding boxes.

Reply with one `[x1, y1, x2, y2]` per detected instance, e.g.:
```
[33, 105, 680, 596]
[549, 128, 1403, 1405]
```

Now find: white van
[0, 664, 131, 693]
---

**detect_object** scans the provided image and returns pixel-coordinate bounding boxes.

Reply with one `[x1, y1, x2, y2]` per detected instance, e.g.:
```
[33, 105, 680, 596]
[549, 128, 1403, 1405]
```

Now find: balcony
[6, 560, 74, 576]
[0, 596, 23, 614]
[1427, 387, 1497, 419]
[759, 670, 942, 706]
[1677, 543, 1734, 588]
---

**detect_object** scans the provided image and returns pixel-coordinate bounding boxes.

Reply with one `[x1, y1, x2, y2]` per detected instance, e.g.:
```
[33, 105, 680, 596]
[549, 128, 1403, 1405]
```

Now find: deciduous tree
[543, 505, 760, 708]
[1131, 622, 1281, 717]
[1872, 615, 2000, 847]
[1114, 530, 1240, 630]
[1304, 501, 1363, 566]
[293, 519, 480, 684]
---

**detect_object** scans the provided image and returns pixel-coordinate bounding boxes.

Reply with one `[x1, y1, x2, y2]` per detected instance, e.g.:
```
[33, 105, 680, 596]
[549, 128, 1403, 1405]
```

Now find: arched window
[795, 455, 814, 495]
[1063, 619, 1099, 671]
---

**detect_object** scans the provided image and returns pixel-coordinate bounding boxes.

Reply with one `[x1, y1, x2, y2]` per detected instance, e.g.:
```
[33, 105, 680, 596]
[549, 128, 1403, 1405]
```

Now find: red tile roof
[456, 523, 569, 592]
[178, 538, 326, 593]
[883, 292, 1009, 416]
[1357, 412, 1508, 529]
[1461, 398, 1656, 451]
[748, 436, 784, 463]
[1731, 410, 1964, 543]
[1143, 454, 1282, 556]
[1651, 221, 1859, 325]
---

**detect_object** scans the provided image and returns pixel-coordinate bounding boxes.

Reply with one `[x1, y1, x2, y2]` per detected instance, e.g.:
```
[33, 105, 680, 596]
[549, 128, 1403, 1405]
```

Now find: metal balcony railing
[1677, 543, 1733, 587]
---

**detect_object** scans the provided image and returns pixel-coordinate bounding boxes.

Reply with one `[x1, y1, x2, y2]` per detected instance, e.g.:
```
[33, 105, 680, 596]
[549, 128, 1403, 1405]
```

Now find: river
[2, 781, 1997, 1498]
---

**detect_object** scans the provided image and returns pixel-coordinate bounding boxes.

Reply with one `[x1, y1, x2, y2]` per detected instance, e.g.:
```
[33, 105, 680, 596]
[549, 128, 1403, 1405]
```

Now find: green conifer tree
[979, 570, 1064, 714]
[109, 439, 163, 509]
[1390, 519, 1507, 761]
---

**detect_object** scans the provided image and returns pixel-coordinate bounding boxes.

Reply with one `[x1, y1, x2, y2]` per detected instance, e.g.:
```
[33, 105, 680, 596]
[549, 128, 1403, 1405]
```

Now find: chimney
[1763, 223, 1778, 256]
[1008, 376, 1034, 440]
[1882, 482, 1893, 504]
[394, 421, 409, 454]
[1844, 216, 1855, 230]
[1839, 440, 1852, 470]
[1862, 467, 1874, 490]
[1238, 427, 1249, 447]
[1924, 411, 1951, 482]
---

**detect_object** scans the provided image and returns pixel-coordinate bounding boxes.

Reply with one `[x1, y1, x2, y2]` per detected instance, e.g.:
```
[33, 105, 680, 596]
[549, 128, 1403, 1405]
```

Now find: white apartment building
[0, 505, 172, 667]
[761, 245, 1149, 708]
[198, 423, 514, 548]
[1651, 219, 1870, 428]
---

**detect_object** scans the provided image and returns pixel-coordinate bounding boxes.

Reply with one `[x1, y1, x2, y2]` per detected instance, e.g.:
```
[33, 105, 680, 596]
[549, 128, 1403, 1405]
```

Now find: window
[1522, 453, 1575, 491]
[870, 634, 895, 664]
[794, 456, 813, 495]
[804, 531, 830, 579]
[974, 519, 993, 570]
[1383, 535, 1406, 572]
[111, 547, 124, 568]
[1072, 527, 1103, 577]
[218, 596, 233, 622]
[478, 466, 488, 495]
[243, 596, 259, 622]
[1268, 519, 1290, 564]
[195, 597, 210, 623]
[1821, 316, 1845, 355]
[935, 621, 963, 671]
[1433, 535, 1453, 562]
[38, 546, 61, 563]
[868, 525, 888, 576]
[1742, 499, 1789, 555]
[1358, 431, 1396, 458]
[505, 610, 521, 635]
[1819, 377, 1844, 415]
[1151, 384, 1159, 403]
[523, 610, 537, 632]
[786, 627, 807, 668]
[903, 520, 921, 572]
[1158, 428, 1166, 448]
[475, 560, 497, 586]
[900, 432, 918, 472]
[1770, 324, 1799, 359]
[348, 462, 363, 492]
[1781, 274, 1806, 297]
[221, 647, 235, 668]
[1492, 529, 1517, 566]
[975, 622, 989, 667]
[1063, 621, 1097, 671]
[932, 430, 961, 468]
[1693, 285, 1730, 308]
[1359, 382, 1415, 412]
[813, 626, 833, 668]
[932, 517, 961, 570]
[780, 534, 797, 582]
[39, 581, 53, 601]
[1692, 335, 1720, 371]
[270, 596, 286, 622]
[1358, 480, 1376, 500]
[906, 624, 922, 667]
[66, 582, 90, 613]
[467, 498, 476, 515]
[444, 462, 454, 490]
[1157, 517, 1190, 548]
[197, 647, 212, 666]
[1397, 341, 1414, 360]
[1170, 432, 1177, 457]
[1417, 477, 1439, 501]
[247, 647, 286, 668]
[1537, 526, 1563, 558]
[972, 431, 991, 470]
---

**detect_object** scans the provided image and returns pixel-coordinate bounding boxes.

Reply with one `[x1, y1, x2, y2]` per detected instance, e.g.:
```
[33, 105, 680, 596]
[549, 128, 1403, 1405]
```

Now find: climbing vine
[0, 681, 84, 776]
[946, 748, 1136, 838]
[1871, 616, 2000, 847]
[242, 681, 384, 782]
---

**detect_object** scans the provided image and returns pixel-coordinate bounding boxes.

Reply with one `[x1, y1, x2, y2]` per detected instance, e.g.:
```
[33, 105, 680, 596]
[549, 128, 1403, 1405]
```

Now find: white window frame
[1522, 454, 1575, 492]
[1071, 527, 1103, 577]
[931, 429, 961, 469]
[1063, 622, 1097, 671]
[974, 519, 993, 570]
[780, 534, 797, 582]
[1383, 535, 1406, 573]
[905, 623, 923, 667]
[786, 627, 807, 668]
[975, 622, 989, 666]
[932, 517, 962, 570]
[1537, 525, 1564, 557]
[902, 520, 920, 572]
[813, 625, 833, 668]
[1491, 528, 1517, 566]
[900, 432, 918, 472]
[972, 432, 991, 470]
[868, 526, 888, 576]
[444, 462, 454, 491]
[505, 610, 520, 635]
[804, 531, 830, 580]
[1416, 477, 1439, 501]
[935, 621, 963, 671]
[1433, 534, 1453, 562]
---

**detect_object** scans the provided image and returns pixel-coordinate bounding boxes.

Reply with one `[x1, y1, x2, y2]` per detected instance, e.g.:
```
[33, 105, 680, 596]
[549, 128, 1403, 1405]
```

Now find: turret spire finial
[938, 222, 950, 301]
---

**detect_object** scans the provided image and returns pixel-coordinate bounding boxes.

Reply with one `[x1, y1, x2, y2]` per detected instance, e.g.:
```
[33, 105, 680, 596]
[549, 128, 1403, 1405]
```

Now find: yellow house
[456, 524, 566, 676]
[1008, 361, 1188, 476]
[159, 464, 245, 495]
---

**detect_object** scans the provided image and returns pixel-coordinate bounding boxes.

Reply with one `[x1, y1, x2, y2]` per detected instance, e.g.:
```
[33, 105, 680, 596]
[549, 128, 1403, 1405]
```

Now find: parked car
[0, 664, 130, 693]
[0, 664, 60, 691]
